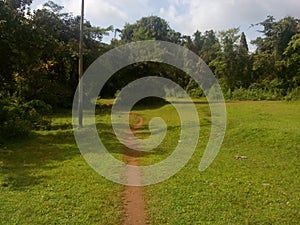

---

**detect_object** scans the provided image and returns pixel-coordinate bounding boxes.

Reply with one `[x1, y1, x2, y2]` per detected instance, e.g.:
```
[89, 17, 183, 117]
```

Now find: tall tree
[236, 32, 252, 87]
[193, 30, 204, 52]
[121, 16, 181, 43]
[284, 32, 300, 89]
[239, 32, 249, 54]
[251, 16, 300, 89]
[210, 28, 240, 89]
[200, 30, 220, 65]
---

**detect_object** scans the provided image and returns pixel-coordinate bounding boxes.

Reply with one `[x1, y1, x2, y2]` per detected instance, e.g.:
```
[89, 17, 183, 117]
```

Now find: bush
[285, 87, 300, 101]
[231, 87, 285, 101]
[0, 99, 52, 140]
[185, 79, 204, 98]
[187, 87, 203, 98]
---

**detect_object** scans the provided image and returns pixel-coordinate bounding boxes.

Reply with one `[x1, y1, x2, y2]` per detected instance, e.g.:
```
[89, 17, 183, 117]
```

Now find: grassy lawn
[0, 100, 299, 224]
[135, 101, 300, 224]
[0, 110, 123, 225]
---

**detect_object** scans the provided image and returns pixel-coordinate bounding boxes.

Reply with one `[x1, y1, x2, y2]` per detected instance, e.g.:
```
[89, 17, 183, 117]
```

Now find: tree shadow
[0, 129, 78, 190]
[98, 97, 169, 111]
[0, 106, 211, 190]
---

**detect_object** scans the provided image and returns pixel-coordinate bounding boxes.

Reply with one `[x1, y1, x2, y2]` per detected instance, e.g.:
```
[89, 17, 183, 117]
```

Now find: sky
[31, 0, 300, 48]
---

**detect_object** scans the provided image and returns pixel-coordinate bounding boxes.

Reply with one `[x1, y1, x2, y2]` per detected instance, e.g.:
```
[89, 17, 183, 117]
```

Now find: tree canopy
[1, 0, 300, 108]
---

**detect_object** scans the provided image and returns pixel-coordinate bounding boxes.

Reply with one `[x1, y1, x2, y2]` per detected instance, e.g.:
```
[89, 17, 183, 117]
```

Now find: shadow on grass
[51, 123, 73, 130]
[0, 129, 78, 190]
[98, 97, 169, 111]
[0, 102, 211, 190]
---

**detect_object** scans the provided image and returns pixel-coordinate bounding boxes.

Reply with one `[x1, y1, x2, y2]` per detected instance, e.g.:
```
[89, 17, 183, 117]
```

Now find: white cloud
[61, 0, 157, 28]
[54, 0, 127, 28]
[160, 0, 263, 35]
[158, 0, 299, 50]
[32, 0, 155, 28]
[32, 0, 300, 43]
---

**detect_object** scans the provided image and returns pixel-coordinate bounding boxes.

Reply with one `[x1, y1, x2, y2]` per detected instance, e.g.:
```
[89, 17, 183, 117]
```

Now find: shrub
[0, 99, 52, 140]
[285, 87, 300, 101]
[231, 87, 285, 101]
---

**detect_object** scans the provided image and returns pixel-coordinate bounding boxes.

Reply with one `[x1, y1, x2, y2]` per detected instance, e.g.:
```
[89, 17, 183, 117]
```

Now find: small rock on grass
[235, 155, 248, 159]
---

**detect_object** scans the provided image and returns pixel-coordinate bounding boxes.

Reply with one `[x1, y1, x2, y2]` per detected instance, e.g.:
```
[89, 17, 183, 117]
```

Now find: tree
[236, 32, 252, 87]
[284, 33, 300, 89]
[199, 30, 220, 65]
[3, 0, 32, 11]
[251, 16, 300, 91]
[239, 32, 249, 53]
[193, 30, 204, 53]
[121, 16, 181, 43]
[0, 0, 112, 107]
[210, 28, 241, 89]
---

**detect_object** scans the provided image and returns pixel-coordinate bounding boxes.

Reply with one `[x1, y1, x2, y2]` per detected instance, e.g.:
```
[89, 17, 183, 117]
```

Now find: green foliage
[100, 15, 300, 101]
[231, 88, 279, 101]
[101, 62, 189, 98]
[209, 28, 253, 90]
[251, 16, 300, 95]
[185, 79, 204, 98]
[3, 0, 32, 11]
[0, 99, 52, 140]
[121, 16, 181, 43]
[285, 87, 300, 101]
[0, 0, 112, 108]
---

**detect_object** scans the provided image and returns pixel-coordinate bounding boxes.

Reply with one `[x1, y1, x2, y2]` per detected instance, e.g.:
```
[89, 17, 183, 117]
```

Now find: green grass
[1, 101, 299, 224]
[0, 110, 123, 225]
[132, 101, 300, 225]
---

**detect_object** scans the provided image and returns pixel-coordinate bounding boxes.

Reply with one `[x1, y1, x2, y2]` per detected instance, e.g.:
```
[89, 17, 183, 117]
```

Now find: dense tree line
[1, 0, 300, 138]
[106, 15, 300, 100]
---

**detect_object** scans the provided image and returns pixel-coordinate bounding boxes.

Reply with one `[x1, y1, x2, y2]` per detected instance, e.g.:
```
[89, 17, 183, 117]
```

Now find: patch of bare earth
[122, 115, 147, 225]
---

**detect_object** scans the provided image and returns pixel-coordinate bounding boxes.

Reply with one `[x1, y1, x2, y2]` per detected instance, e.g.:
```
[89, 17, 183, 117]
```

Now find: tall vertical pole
[78, 0, 84, 128]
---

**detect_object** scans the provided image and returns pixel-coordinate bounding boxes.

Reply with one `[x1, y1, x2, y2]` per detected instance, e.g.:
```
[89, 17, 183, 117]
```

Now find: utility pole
[78, 0, 84, 128]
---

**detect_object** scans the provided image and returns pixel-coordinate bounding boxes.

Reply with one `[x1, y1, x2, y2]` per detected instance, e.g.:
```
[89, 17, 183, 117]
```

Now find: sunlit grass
[135, 101, 300, 225]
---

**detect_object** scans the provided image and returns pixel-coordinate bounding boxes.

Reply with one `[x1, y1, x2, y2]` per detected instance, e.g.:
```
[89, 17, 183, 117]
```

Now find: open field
[138, 101, 300, 224]
[1, 101, 299, 224]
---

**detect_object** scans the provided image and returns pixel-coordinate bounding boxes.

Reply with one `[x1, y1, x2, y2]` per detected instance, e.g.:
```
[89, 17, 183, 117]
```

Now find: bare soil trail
[122, 115, 147, 225]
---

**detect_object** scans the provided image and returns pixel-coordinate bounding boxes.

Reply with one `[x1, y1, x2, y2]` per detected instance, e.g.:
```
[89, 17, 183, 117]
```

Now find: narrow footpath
[122, 115, 147, 225]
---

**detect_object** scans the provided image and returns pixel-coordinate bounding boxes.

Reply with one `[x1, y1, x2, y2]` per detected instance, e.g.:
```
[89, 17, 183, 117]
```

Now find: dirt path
[122, 115, 147, 225]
